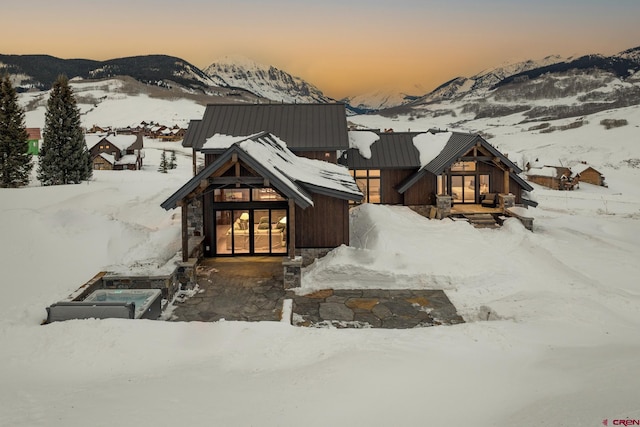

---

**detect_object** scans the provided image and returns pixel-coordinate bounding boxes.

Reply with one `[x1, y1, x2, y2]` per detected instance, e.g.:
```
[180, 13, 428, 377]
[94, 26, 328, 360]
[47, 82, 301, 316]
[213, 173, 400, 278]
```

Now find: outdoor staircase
[462, 213, 500, 229]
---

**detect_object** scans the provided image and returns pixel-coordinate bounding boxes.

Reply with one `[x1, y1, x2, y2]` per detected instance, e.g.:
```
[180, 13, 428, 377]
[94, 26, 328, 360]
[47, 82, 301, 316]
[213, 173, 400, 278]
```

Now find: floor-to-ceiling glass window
[350, 169, 381, 204]
[213, 188, 288, 256]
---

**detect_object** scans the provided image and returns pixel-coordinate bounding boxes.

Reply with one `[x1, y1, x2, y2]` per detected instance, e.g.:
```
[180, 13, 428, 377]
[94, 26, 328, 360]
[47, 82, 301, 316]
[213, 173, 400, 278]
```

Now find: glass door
[451, 175, 476, 203]
[215, 208, 287, 256]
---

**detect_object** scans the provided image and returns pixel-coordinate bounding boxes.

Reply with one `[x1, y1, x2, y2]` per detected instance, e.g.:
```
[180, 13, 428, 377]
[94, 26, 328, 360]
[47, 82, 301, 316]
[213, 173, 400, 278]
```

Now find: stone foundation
[436, 195, 452, 219]
[297, 248, 333, 267]
[283, 256, 303, 289]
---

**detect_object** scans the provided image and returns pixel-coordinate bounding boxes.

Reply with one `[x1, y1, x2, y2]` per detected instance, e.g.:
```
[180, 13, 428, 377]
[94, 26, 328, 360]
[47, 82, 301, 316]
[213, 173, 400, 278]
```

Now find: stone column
[283, 256, 302, 289]
[436, 194, 452, 219]
[499, 193, 516, 210]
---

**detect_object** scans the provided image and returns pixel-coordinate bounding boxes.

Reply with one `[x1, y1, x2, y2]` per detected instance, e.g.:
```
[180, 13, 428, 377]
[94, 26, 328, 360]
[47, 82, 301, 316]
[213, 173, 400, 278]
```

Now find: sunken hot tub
[46, 289, 163, 323]
[83, 289, 162, 319]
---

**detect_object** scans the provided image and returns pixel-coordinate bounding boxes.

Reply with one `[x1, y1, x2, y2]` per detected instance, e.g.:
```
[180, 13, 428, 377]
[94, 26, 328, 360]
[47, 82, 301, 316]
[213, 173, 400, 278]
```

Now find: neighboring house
[26, 128, 41, 155]
[572, 163, 606, 187]
[525, 162, 576, 190]
[162, 103, 535, 262]
[342, 130, 535, 207]
[158, 126, 186, 141]
[85, 133, 144, 170]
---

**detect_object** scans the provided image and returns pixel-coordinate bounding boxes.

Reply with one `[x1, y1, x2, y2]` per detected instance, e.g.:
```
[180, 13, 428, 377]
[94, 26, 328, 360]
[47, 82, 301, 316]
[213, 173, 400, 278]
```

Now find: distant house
[572, 163, 606, 187]
[525, 162, 575, 190]
[158, 126, 186, 141]
[26, 128, 40, 155]
[85, 133, 144, 170]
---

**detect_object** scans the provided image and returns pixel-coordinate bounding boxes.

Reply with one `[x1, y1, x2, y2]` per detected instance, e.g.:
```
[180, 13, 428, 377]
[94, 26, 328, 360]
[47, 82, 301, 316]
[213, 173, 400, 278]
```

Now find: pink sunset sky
[4, 0, 640, 98]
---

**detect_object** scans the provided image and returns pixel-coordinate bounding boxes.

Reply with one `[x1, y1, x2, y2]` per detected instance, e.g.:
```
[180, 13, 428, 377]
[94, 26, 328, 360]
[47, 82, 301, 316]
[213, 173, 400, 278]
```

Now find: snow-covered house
[342, 130, 535, 208]
[85, 133, 144, 171]
[163, 103, 537, 261]
[163, 103, 362, 261]
[525, 162, 575, 190]
[571, 162, 606, 187]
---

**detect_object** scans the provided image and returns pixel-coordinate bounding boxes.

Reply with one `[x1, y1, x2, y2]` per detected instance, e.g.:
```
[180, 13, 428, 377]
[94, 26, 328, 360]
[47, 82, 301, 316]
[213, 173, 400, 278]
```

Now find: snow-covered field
[1, 86, 640, 426]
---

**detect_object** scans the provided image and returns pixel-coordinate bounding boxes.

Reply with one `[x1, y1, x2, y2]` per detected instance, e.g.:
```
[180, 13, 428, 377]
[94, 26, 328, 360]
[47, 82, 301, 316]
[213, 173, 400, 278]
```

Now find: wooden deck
[450, 204, 503, 215]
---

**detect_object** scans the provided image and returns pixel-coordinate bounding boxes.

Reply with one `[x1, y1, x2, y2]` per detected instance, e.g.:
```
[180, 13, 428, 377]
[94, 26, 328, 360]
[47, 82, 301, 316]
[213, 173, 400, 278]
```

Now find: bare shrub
[600, 118, 628, 129]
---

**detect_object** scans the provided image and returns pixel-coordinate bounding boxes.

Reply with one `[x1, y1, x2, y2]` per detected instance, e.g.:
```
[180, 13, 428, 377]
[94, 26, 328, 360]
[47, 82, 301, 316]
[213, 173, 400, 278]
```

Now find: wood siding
[527, 175, 560, 190]
[404, 173, 436, 206]
[295, 194, 349, 248]
[577, 168, 603, 186]
[381, 169, 414, 205]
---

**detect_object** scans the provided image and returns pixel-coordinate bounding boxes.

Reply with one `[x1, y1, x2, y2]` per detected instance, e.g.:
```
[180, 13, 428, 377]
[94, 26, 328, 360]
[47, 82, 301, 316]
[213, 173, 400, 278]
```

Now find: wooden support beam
[503, 169, 510, 195]
[192, 148, 197, 177]
[181, 203, 189, 262]
[288, 199, 296, 260]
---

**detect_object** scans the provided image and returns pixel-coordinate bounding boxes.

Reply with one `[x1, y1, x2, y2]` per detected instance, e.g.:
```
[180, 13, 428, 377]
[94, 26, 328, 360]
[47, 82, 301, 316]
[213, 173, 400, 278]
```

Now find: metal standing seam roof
[181, 119, 202, 148]
[344, 132, 424, 169]
[397, 132, 532, 193]
[186, 103, 349, 152]
[162, 132, 362, 211]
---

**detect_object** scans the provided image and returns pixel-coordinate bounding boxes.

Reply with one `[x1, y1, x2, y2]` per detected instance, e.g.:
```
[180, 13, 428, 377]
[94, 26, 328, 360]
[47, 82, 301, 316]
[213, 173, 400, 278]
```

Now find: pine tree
[169, 150, 177, 169]
[0, 74, 32, 187]
[158, 150, 168, 173]
[37, 75, 92, 185]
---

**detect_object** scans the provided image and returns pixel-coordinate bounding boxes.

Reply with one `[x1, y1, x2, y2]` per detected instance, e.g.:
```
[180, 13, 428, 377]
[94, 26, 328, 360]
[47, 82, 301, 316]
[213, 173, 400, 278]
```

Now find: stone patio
[290, 289, 464, 328]
[169, 257, 464, 328]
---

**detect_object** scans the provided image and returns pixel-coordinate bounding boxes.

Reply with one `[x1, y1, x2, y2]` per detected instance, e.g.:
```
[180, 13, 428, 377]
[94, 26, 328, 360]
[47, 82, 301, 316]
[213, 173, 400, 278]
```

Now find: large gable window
[350, 169, 380, 204]
[214, 187, 286, 202]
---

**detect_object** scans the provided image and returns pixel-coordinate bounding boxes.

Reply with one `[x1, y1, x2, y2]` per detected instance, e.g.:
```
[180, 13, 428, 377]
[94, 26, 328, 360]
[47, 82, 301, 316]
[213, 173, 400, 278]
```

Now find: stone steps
[462, 213, 500, 229]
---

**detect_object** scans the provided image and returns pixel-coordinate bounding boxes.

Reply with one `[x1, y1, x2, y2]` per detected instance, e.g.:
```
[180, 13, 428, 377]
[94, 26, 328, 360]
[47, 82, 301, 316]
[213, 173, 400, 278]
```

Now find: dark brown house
[162, 103, 536, 263]
[341, 130, 535, 208]
[86, 133, 144, 171]
[163, 103, 361, 261]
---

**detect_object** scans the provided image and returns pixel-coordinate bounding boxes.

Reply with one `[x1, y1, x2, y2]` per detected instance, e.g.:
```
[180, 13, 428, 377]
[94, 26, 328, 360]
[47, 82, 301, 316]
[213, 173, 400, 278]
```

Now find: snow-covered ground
[1, 92, 640, 426]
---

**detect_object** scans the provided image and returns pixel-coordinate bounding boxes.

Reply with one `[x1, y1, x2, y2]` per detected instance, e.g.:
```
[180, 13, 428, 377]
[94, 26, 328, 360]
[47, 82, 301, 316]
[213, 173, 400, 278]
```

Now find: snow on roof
[238, 133, 362, 204]
[85, 133, 138, 152]
[115, 154, 138, 165]
[202, 132, 263, 150]
[571, 163, 596, 175]
[412, 131, 452, 166]
[348, 131, 379, 159]
[526, 166, 558, 177]
[98, 153, 115, 164]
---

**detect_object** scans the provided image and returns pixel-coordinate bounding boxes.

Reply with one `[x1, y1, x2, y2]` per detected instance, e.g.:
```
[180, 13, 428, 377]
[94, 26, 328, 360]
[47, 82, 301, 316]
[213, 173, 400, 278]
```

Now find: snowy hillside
[19, 78, 207, 129]
[2, 81, 640, 426]
[204, 55, 333, 103]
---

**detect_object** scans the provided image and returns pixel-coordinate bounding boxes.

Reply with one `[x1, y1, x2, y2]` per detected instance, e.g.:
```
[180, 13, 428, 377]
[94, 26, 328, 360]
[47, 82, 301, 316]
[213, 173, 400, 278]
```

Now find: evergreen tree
[37, 75, 92, 185]
[0, 75, 32, 187]
[158, 150, 168, 173]
[169, 150, 177, 169]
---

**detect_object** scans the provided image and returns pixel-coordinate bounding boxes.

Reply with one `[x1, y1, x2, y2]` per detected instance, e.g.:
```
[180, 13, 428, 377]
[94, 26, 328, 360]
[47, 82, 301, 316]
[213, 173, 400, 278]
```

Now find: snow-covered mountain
[204, 55, 333, 103]
[414, 55, 567, 104]
[342, 89, 421, 112]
